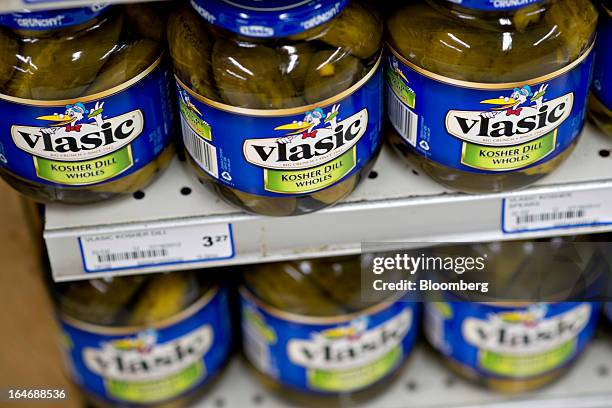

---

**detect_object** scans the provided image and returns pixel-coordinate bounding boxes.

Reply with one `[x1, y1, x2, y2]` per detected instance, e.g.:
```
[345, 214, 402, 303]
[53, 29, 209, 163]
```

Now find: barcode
[96, 248, 168, 263]
[515, 209, 586, 225]
[181, 117, 219, 178]
[387, 87, 418, 147]
[243, 324, 271, 373]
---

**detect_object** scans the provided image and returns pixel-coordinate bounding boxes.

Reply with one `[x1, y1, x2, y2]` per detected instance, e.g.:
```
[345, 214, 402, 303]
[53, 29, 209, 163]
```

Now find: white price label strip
[78, 223, 234, 272]
[502, 189, 612, 233]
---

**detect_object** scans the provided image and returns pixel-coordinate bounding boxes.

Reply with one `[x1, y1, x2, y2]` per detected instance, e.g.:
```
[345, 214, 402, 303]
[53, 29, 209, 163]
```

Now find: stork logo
[11, 101, 144, 162]
[243, 105, 368, 170]
[287, 308, 412, 370]
[83, 326, 212, 382]
[445, 84, 574, 147]
[462, 304, 591, 355]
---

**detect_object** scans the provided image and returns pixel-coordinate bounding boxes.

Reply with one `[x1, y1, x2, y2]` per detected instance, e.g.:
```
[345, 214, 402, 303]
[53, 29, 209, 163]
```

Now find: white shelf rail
[44, 124, 612, 281]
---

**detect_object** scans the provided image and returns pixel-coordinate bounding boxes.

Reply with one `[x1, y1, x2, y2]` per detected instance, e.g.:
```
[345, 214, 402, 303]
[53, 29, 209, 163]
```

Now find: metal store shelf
[197, 337, 612, 408]
[45, 124, 612, 281]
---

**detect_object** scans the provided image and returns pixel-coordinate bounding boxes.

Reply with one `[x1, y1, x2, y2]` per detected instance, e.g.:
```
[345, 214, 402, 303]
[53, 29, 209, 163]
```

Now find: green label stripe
[387, 69, 416, 109]
[180, 103, 212, 141]
[106, 362, 205, 403]
[308, 347, 402, 392]
[479, 339, 576, 378]
[34, 146, 134, 185]
[264, 148, 356, 194]
[461, 131, 557, 171]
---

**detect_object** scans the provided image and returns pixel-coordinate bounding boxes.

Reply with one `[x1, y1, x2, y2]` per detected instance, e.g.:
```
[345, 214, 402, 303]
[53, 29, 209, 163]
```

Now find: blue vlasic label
[189, 0, 348, 38]
[592, 5, 612, 110]
[0, 56, 173, 187]
[386, 45, 595, 174]
[176, 56, 382, 197]
[240, 288, 420, 393]
[604, 302, 612, 322]
[59, 286, 232, 405]
[443, 0, 543, 11]
[424, 302, 599, 379]
[0, 4, 110, 30]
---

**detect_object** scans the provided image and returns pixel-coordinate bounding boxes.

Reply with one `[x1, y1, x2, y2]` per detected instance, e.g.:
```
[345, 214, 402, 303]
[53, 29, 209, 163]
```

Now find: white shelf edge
[44, 124, 612, 281]
[194, 335, 612, 408]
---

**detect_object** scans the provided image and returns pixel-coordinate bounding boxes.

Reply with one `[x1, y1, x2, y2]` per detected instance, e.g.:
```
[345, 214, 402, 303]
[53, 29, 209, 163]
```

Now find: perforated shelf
[45, 124, 612, 281]
[196, 335, 612, 408]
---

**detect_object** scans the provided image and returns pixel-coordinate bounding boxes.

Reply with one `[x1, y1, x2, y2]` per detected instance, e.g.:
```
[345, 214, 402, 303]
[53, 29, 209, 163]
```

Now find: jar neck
[6, 6, 114, 37]
[425, 0, 551, 30]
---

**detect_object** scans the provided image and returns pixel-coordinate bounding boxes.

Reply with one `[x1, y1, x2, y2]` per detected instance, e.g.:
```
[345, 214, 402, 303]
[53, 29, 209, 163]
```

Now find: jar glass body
[425, 301, 599, 392]
[0, 4, 174, 204]
[52, 271, 232, 408]
[589, 4, 612, 136]
[240, 257, 419, 403]
[386, 0, 597, 193]
[425, 240, 600, 392]
[167, 2, 384, 216]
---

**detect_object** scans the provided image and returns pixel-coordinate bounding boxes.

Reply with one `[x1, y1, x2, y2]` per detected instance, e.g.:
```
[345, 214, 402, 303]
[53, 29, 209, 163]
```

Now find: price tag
[78, 223, 234, 272]
[502, 188, 612, 233]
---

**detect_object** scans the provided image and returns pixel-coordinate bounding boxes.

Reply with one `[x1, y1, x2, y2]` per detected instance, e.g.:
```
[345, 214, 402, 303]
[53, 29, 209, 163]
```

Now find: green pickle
[387, 0, 597, 192]
[244, 257, 371, 315]
[167, 5, 218, 99]
[304, 51, 365, 104]
[278, 43, 317, 91]
[211, 40, 304, 109]
[167, 1, 383, 216]
[0, 5, 174, 204]
[241, 256, 418, 402]
[86, 39, 161, 95]
[53, 271, 229, 407]
[6, 15, 124, 100]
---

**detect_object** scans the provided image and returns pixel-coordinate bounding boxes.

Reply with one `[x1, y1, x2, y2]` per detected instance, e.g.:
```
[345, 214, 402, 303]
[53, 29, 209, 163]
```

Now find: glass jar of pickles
[424, 240, 600, 392]
[167, 0, 384, 216]
[52, 271, 232, 407]
[425, 301, 599, 392]
[0, 4, 175, 203]
[386, 0, 597, 193]
[239, 257, 420, 401]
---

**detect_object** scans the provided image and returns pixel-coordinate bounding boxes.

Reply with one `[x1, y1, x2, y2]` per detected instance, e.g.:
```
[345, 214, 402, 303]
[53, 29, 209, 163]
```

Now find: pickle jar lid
[444, 0, 544, 11]
[0, 4, 110, 30]
[189, 0, 349, 38]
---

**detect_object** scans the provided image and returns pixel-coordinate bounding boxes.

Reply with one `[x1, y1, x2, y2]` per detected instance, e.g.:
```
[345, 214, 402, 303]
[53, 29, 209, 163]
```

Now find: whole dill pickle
[124, 3, 164, 41]
[304, 50, 364, 103]
[212, 40, 303, 108]
[59, 276, 146, 325]
[289, 2, 382, 60]
[232, 190, 298, 216]
[317, 2, 382, 60]
[167, 5, 218, 99]
[278, 42, 318, 93]
[128, 273, 194, 325]
[311, 174, 358, 204]
[86, 39, 160, 94]
[6, 14, 122, 100]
